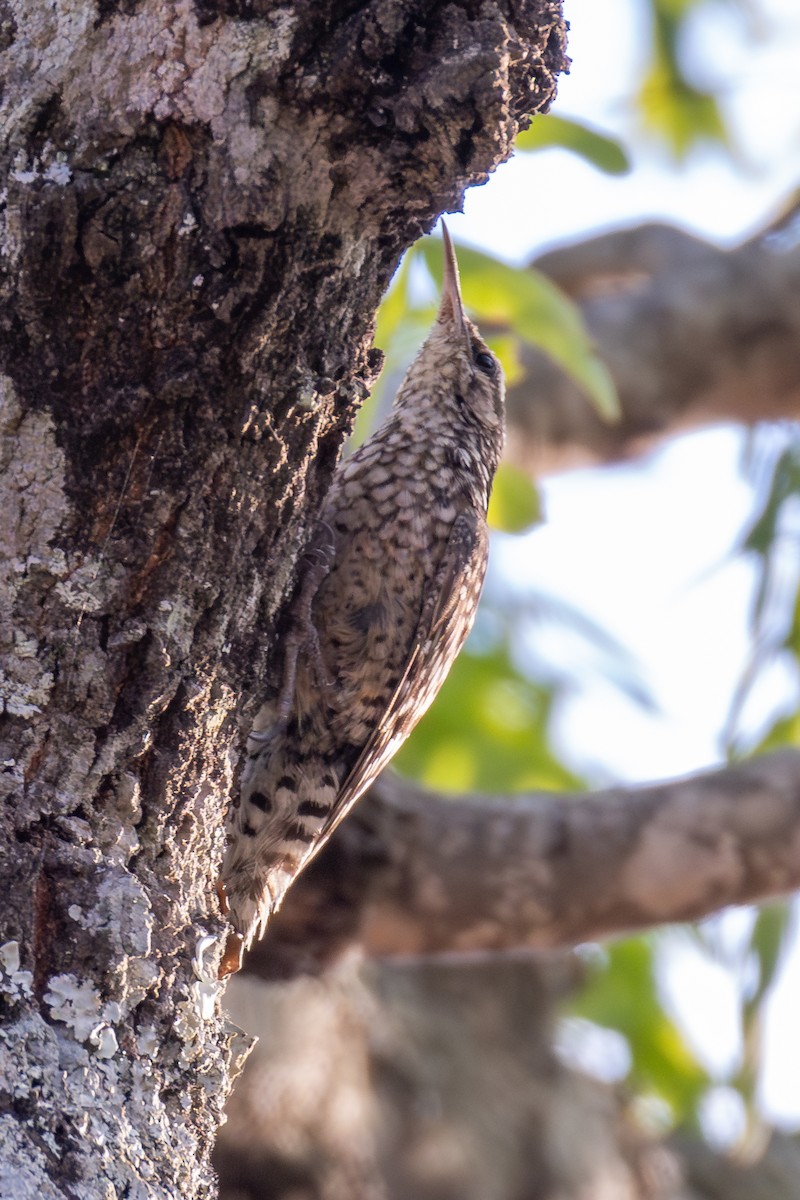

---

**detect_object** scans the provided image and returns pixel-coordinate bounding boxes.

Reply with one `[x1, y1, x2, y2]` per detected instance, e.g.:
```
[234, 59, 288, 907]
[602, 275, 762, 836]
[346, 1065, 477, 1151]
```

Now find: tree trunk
[0, 1, 566, 1195]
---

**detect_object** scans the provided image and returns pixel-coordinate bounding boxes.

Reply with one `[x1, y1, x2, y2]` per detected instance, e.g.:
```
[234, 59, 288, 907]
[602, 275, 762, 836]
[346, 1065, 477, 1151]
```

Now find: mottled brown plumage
[220, 227, 505, 971]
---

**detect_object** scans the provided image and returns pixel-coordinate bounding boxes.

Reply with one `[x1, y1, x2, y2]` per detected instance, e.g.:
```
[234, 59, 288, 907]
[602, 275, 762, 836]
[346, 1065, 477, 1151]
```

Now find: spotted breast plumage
[220, 225, 505, 972]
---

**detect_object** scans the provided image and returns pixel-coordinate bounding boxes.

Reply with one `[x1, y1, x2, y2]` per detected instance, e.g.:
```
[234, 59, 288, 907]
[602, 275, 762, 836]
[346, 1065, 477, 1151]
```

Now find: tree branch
[248, 750, 800, 975]
[506, 219, 800, 470]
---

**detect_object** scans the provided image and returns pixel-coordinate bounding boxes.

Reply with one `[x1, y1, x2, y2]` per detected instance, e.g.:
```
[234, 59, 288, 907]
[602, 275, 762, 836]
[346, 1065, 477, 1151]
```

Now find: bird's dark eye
[474, 350, 495, 374]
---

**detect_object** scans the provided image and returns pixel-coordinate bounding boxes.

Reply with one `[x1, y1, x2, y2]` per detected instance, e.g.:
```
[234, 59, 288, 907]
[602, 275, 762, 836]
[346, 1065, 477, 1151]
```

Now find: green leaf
[487, 463, 543, 534]
[745, 904, 791, 1017]
[753, 708, 800, 754]
[637, 6, 730, 160]
[784, 586, 800, 658]
[374, 251, 413, 350]
[420, 239, 620, 422]
[516, 114, 630, 175]
[734, 904, 792, 1108]
[742, 445, 800, 559]
[737, 444, 800, 639]
[639, 68, 728, 160]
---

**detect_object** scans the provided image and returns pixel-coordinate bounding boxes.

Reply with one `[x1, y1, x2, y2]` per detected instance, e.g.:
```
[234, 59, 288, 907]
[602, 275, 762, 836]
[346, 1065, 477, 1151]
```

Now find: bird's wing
[312, 511, 488, 852]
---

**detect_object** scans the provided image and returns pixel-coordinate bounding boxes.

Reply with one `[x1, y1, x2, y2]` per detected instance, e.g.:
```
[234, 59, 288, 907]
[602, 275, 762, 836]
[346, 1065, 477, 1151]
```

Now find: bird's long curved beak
[438, 223, 470, 350]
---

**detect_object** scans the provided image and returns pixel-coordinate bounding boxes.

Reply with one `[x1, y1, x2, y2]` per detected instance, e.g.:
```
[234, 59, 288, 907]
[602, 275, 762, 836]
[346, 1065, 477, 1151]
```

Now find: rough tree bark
[0, 2, 567, 1196]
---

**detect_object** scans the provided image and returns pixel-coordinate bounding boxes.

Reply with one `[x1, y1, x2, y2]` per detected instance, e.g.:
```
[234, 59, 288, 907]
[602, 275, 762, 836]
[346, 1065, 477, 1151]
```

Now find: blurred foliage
[638, 0, 729, 159]
[568, 903, 796, 1140]
[392, 638, 583, 795]
[717, 429, 800, 1139]
[494, 580, 658, 712]
[487, 463, 542, 534]
[735, 903, 794, 1121]
[640, 0, 743, 158]
[361, 0, 800, 1149]
[726, 431, 800, 757]
[519, 1, 741, 164]
[572, 939, 710, 1126]
[516, 114, 631, 174]
[566, 423, 800, 1142]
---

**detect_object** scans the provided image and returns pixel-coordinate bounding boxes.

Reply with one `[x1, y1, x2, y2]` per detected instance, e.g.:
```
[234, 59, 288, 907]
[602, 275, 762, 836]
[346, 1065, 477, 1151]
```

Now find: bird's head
[396, 225, 505, 470]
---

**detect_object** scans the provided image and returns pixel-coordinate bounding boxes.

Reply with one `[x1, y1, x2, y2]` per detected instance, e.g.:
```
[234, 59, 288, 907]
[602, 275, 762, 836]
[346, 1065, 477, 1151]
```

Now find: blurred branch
[246, 750, 800, 977]
[508, 217, 800, 471]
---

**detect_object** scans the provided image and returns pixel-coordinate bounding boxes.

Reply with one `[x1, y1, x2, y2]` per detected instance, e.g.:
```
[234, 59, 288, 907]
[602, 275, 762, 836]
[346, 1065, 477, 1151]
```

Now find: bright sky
[441, 0, 800, 1133]
[493, 427, 783, 783]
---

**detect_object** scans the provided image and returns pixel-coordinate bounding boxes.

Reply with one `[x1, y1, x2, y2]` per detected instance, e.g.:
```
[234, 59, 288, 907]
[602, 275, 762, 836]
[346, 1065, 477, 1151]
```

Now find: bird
[219, 225, 505, 974]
